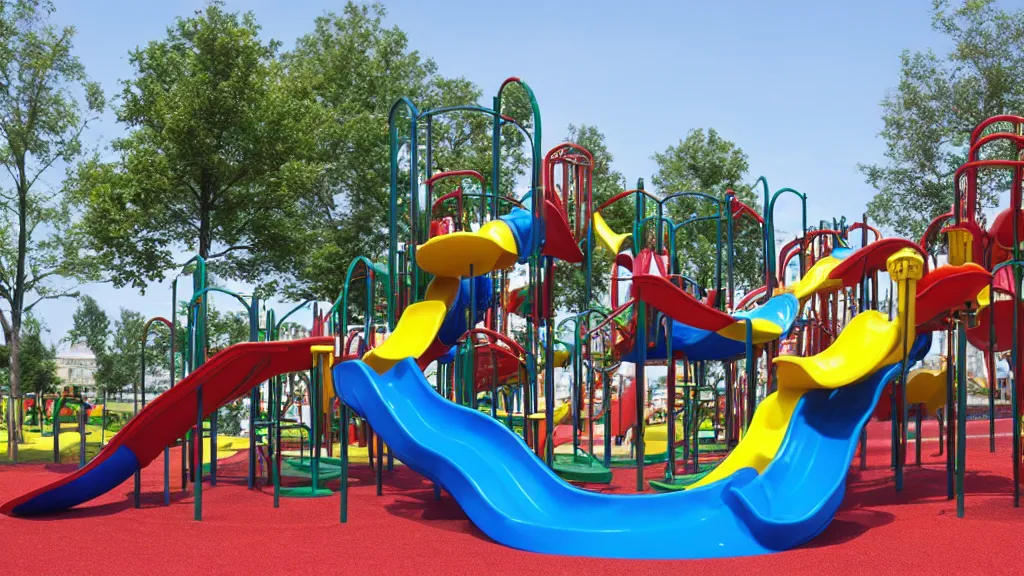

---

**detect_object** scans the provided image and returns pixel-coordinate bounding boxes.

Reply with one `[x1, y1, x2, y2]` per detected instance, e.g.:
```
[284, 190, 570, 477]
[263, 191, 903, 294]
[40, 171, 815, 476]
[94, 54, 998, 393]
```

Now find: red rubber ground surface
[2, 418, 1024, 575]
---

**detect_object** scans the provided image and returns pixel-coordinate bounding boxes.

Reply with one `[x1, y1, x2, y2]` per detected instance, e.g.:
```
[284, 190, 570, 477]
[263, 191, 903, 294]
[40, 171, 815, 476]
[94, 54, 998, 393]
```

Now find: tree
[150, 300, 252, 377]
[280, 2, 531, 300]
[651, 128, 763, 292]
[67, 294, 113, 402]
[70, 1, 327, 293]
[861, 0, 1024, 242]
[206, 308, 250, 351]
[276, 2, 432, 300]
[104, 309, 145, 401]
[66, 295, 109, 357]
[1, 315, 60, 429]
[16, 316, 59, 400]
[0, 1, 104, 458]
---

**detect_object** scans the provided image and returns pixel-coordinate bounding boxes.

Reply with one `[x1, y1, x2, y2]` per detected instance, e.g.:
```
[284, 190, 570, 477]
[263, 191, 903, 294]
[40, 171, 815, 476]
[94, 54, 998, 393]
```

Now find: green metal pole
[945, 326, 955, 499]
[167, 288, 176, 505]
[78, 401, 85, 468]
[635, 298, 646, 492]
[956, 315, 968, 518]
[135, 352, 145, 508]
[313, 352, 322, 495]
[193, 259, 212, 486]
[272, 373, 281, 509]
[53, 396, 61, 463]
[247, 295, 259, 490]
[194, 384, 203, 521]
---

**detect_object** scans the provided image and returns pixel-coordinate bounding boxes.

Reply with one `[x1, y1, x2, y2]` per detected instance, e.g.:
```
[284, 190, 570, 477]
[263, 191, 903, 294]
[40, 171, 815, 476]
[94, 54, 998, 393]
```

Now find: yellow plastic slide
[688, 248, 921, 490]
[688, 310, 901, 489]
[785, 256, 843, 302]
[362, 221, 520, 375]
[416, 220, 520, 278]
[362, 277, 459, 374]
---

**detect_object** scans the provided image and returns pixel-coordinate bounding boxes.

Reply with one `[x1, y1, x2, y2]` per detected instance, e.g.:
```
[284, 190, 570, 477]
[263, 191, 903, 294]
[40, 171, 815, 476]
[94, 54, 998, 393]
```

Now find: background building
[55, 342, 97, 400]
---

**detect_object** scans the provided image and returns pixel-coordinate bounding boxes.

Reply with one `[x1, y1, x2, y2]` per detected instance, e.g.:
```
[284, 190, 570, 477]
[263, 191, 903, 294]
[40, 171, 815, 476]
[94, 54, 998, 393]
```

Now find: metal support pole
[914, 407, 922, 466]
[956, 316, 968, 518]
[945, 328, 954, 500]
[340, 403, 349, 522]
[195, 385, 203, 521]
[78, 404, 86, 469]
[634, 299, 647, 492]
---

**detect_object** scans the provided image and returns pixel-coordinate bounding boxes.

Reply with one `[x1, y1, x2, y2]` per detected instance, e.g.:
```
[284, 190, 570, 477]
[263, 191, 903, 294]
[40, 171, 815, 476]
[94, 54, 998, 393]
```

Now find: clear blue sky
[31, 0, 999, 345]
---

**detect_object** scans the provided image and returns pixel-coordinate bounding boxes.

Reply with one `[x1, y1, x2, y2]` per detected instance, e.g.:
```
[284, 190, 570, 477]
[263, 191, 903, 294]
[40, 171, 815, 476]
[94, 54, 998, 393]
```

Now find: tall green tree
[652, 128, 763, 292]
[70, 1, 327, 292]
[0, 1, 104, 456]
[65, 297, 170, 401]
[280, 2, 432, 301]
[1, 315, 59, 433]
[281, 2, 531, 300]
[104, 309, 145, 400]
[19, 317, 59, 400]
[66, 294, 112, 399]
[1, 315, 59, 398]
[862, 0, 1024, 242]
[66, 295, 109, 357]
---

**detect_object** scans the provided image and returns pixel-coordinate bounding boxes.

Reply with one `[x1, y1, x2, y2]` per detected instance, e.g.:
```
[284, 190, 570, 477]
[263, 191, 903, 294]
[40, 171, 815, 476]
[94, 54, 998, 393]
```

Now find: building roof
[57, 342, 96, 361]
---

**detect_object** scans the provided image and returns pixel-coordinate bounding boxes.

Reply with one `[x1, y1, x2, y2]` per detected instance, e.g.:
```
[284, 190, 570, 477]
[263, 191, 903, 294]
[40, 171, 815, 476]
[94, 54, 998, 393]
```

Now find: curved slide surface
[332, 340, 921, 559]
[725, 363, 903, 547]
[2, 337, 332, 516]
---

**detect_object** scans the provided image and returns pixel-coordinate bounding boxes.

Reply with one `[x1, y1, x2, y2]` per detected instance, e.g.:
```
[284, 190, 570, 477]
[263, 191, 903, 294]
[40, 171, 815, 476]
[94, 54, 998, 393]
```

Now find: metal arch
[275, 300, 315, 337]
[660, 190, 723, 208]
[388, 97, 419, 329]
[765, 186, 809, 290]
[187, 286, 251, 313]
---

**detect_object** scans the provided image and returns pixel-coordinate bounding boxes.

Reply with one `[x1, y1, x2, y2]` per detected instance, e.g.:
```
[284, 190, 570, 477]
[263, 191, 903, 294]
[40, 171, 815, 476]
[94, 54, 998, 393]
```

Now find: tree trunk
[7, 330, 21, 460]
[7, 163, 29, 461]
[198, 168, 212, 261]
[199, 212, 211, 261]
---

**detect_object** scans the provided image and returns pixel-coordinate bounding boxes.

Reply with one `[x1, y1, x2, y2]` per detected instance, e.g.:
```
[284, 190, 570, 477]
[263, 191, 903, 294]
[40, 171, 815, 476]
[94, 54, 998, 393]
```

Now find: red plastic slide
[3, 337, 331, 516]
[552, 377, 638, 447]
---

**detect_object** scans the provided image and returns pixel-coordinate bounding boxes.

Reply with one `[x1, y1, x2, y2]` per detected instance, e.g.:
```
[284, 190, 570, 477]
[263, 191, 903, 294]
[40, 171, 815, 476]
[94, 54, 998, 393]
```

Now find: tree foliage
[0, 0, 103, 456]
[862, 0, 1024, 241]
[102, 308, 148, 397]
[70, 1, 327, 292]
[66, 295, 109, 357]
[149, 300, 252, 378]
[279, 2, 436, 300]
[279, 2, 532, 301]
[1, 316, 58, 399]
[68, 294, 115, 396]
[67, 296, 168, 398]
[651, 128, 763, 292]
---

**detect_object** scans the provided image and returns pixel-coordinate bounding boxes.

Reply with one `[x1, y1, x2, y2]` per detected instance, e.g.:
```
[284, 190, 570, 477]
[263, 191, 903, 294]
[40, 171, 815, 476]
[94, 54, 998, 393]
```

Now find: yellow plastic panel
[906, 369, 947, 415]
[593, 212, 630, 255]
[716, 318, 785, 343]
[417, 220, 520, 277]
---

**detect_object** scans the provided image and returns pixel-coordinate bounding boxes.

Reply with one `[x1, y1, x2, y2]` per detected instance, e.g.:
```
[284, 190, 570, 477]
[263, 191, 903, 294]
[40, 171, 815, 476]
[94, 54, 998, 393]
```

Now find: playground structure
[1, 79, 1023, 560]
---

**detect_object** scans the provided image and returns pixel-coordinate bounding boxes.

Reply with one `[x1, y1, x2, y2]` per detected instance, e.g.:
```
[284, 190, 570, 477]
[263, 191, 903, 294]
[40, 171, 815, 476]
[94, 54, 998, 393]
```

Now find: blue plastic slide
[332, 334, 926, 560]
